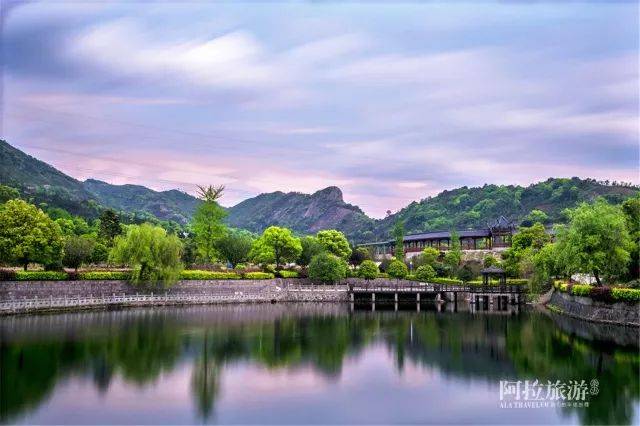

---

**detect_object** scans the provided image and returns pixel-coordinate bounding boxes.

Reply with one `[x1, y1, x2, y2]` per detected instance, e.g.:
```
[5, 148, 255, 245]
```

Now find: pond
[1, 303, 638, 424]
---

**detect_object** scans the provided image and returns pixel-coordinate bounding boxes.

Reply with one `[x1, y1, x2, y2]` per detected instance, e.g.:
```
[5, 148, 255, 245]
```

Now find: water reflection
[1, 304, 638, 424]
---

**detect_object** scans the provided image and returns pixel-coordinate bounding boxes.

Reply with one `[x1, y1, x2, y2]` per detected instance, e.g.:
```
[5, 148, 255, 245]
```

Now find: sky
[2, 1, 638, 218]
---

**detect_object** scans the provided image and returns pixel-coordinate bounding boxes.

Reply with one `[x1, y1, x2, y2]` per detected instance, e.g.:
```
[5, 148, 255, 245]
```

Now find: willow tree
[555, 199, 631, 286]
[110, 223, 183, 285]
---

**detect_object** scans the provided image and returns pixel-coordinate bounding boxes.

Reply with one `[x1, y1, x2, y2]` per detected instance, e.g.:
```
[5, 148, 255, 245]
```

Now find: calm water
[1, 303, 638, 425]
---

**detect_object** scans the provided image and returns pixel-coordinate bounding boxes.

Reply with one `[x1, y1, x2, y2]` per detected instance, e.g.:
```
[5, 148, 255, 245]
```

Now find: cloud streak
[3, 1, 638, 217]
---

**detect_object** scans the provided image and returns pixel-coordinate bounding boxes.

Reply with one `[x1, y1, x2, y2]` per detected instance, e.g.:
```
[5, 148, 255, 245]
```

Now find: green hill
[375, 178, 638, 240]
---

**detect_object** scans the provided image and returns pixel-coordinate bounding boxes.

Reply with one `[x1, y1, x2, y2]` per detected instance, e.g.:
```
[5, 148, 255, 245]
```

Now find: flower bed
[553, 280, 640, 302]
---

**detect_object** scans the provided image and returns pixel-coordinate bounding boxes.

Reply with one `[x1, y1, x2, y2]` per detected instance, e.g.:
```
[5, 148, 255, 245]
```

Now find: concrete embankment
[0, 279, 349, 315]
[546, 290, 639, 327]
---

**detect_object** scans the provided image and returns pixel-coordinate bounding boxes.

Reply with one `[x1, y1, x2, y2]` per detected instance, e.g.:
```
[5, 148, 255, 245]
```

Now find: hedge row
[554, 280, 640, 302]
[1, 270, 276, 281]
[277, 270, 299, 278]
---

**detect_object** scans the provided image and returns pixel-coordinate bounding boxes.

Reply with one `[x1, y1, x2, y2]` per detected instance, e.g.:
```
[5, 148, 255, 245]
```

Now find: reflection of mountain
[1, 306, 638, 424]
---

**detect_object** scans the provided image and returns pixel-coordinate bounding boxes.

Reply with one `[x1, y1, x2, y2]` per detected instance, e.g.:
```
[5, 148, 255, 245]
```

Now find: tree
[308, 253, 346, 283]
[523, 209, 548, 226]
[457, 264, 475, 282]
[109, 223, 183, 285]
[358, 260, 379, 279]
[532, 243, 558, 290]
[0, 184, 19, 204]
[99, 209, 122, 244]
[197, 185, 225, 202]
[0, 200, 63, 269]
[349, 247, 370, 266]
[393, 220, 405, 260]
[387, 259, 408, 279]
[443, 230, 461, 277]
[215, 231, 253, 267]
[250, 226, 302, 269]
[414, 264, 436, 282]
[297, 236, 324, 267]
[420, 247, 439, 266]
[511, 223, 551, 252]
[621, 196, 640, 280]
[192, 188, 227, 263]
[63, 235, 96, 271]
[316, 230, 352, 260]
[483, 255, 500, 268]
[91, 241, 109, 264]
[555, 199, 632, 286]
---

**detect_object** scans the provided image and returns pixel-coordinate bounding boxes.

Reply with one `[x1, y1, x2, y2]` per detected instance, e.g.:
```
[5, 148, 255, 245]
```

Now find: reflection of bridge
[348, 282, 525, 310]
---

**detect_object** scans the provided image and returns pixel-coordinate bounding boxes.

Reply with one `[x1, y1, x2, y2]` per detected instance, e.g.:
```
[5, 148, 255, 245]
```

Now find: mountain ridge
[1, 140, 637, 242]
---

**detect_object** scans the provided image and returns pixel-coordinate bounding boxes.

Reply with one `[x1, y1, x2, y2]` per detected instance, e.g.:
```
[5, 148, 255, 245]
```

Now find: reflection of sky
[2, 1, 638, 217]
[17, 343, 575, 424]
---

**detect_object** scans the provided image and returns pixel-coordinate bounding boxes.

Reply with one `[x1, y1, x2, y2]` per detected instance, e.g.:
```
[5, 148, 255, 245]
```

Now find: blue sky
[2, 1, 638, 217]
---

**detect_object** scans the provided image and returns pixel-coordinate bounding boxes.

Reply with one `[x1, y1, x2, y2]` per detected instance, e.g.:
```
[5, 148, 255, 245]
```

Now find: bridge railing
[347, 282, 526, 294]
[0, 292, 271, 314]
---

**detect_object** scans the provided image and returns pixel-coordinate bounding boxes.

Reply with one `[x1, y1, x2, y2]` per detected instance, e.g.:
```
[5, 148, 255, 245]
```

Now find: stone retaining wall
[0, 279, 349, 314]
[547, 290, 639, 326]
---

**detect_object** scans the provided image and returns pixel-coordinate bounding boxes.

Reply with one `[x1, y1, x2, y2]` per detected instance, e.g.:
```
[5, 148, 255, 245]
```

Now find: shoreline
[542, 289, 639, 327]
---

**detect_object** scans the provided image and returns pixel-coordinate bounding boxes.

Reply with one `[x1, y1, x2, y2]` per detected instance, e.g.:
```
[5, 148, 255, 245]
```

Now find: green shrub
[507, 279, 529, 285]
[414, 264, 436, 282]
[611, 288, 640, 302]
[405, 273, 416, 281]
[377, 272, 389, 279]
[358, 260, 379, 280]
[14, 271, 68, 281]
[277, 270, 299, 278]
[180, 270, 241, 280]
[431, 277, 463, 285]
[78, 271, 131, 280]
[387, 259, 408, 279]
[571, 284, 591, 296]
[243, 272, 275, 280]
[308, 253, 346, 283]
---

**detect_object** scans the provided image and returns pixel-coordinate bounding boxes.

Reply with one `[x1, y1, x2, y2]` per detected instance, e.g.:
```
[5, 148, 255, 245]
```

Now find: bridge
[347, 281, 526, 310]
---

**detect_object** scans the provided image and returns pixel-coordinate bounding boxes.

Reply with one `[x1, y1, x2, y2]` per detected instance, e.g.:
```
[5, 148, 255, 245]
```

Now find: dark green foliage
[62, 235, 96, 271]
[215, 231, 253, 267]
[393, 220, 405, 259]
[349, 247, 370, 266]
[621, 196, 640, 280]
[308, 253, 346, 283]
[457, 264, 475, 282]
[98, 210, 122, 244]
[297, 236, 324, 267]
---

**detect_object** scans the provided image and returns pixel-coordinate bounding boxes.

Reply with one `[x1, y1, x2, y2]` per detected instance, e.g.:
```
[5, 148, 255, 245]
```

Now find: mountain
[225, 186, 377, 242]
[84, 179, 200, 225]
[0, 140, 102, 218]
[1, 140, 637, 241]
[0, 140, 200, 223]
[375, 178, 638, 240]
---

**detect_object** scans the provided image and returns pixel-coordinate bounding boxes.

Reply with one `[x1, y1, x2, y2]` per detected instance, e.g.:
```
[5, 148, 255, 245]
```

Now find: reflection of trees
[2, 308, 638, 425]
[191, 332, 220, 421]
